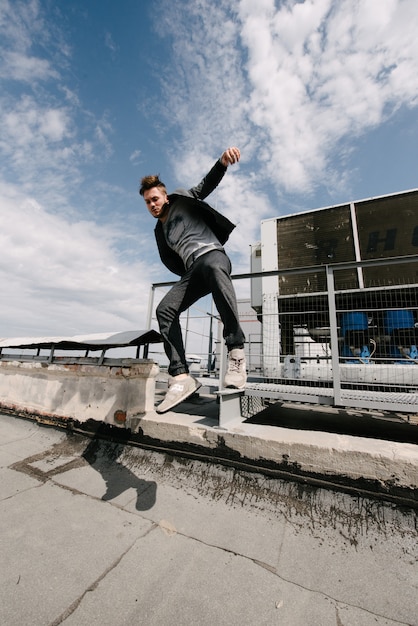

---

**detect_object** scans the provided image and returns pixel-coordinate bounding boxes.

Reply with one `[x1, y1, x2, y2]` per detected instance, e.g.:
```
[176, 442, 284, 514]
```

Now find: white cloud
[0, 0, 41, 51]
[104, 31, 118, 55]
[39, 108, 69, 142]
[156, 0, 418, 201]
[239, 0, 418, 192]
[0, 0, 120, 211]
[130, 149, 142, 165]
[0, 184, 155, 338]
[155, 1, 251, 162]
[95, 115, 114, 158]
[0, 1, 161, 339]
[0, 93, 89, 217]
[2, 100, 71, 146]
[0, 50, 58, 82]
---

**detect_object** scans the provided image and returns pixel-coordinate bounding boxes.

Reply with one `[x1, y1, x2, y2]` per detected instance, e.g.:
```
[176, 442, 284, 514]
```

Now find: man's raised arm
[190, 147, 241, 200]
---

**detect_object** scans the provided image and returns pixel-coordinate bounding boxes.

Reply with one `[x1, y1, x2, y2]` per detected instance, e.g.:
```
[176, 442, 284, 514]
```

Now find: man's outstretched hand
[220, 147, 240, 167]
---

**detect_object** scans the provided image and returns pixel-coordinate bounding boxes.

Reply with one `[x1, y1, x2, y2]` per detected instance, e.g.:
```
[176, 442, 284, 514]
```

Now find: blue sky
[1, 0, 418, 341]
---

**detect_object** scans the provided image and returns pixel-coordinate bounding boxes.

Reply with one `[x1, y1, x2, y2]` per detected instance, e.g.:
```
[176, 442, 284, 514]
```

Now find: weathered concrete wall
[139, 409, 418, 501]
[0, 359, 159, 427]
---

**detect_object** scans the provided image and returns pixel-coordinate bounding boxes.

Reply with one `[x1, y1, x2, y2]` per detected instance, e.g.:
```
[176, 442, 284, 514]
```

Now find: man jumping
[139, 147, 246, 413]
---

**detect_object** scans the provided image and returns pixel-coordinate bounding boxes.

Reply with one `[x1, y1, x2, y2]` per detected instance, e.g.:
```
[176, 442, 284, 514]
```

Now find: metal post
[350, 202, 364, 289]
[207, 313, 213, 375]
[184, 308, 190, 355]
[218, 323, 226, 390]
[146, 285, 155, 330]
[326, 265, 342, 406]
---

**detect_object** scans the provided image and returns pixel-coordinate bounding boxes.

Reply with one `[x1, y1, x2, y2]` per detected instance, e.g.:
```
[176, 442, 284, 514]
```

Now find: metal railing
[148, 255, 418, 415]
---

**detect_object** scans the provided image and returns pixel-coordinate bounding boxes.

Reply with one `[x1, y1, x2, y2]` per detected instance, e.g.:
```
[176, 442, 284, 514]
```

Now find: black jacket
[154, 160, 236, 276]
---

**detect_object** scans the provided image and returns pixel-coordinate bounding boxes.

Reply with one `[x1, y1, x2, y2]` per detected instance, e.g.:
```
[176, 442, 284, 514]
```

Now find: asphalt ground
[1, 411, 417, 626]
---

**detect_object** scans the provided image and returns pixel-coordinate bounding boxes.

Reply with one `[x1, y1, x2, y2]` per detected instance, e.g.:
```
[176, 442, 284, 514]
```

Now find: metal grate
[240, 394, 267, 419]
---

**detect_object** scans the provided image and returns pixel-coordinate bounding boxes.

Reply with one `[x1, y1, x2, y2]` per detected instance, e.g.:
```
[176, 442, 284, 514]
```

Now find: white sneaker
[223, 348, 247, 389]
[156, 376, 201, 413]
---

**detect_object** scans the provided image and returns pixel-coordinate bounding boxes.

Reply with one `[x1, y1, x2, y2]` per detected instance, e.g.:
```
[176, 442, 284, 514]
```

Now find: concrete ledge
[1, 379, 417, 507]
[137, 408, 418, 496]
[0, 359, 159, 427]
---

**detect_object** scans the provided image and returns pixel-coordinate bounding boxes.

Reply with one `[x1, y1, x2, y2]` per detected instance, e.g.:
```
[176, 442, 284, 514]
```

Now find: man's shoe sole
[224, 384, 246, 390]
[156, 381, 202, 414]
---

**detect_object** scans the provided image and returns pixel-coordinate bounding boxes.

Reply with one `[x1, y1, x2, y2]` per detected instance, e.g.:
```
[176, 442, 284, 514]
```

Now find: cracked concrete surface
[0, 413, 417, 626]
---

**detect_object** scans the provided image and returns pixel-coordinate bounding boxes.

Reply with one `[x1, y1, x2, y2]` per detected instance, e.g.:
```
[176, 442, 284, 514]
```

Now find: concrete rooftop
[1, 387, 417, 625]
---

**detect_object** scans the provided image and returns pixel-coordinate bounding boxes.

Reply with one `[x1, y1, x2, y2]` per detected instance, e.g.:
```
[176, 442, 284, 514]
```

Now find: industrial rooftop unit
[242, 188, 418, 419]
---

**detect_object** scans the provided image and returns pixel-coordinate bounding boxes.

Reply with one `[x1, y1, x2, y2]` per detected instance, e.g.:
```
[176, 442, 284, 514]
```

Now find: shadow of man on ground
[81, 426, 157, 511]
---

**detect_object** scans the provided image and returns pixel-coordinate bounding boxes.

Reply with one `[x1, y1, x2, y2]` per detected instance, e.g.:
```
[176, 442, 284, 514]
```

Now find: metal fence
[148, 254, 418, 415]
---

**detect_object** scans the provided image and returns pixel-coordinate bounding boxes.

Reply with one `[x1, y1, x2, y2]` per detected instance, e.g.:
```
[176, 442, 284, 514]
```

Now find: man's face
[143, 187, 169, 221]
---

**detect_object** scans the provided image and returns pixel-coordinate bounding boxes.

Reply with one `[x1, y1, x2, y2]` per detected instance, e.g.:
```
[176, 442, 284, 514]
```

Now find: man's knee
[156, 298, 178, 324]
[156, 299, 168, 322]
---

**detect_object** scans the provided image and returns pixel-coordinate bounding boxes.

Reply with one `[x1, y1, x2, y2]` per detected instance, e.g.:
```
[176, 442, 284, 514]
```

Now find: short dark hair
[139, 174, 167, 196]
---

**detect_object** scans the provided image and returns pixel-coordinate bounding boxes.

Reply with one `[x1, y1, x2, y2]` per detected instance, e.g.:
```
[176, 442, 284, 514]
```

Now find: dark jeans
[156, 250, 245, 376]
